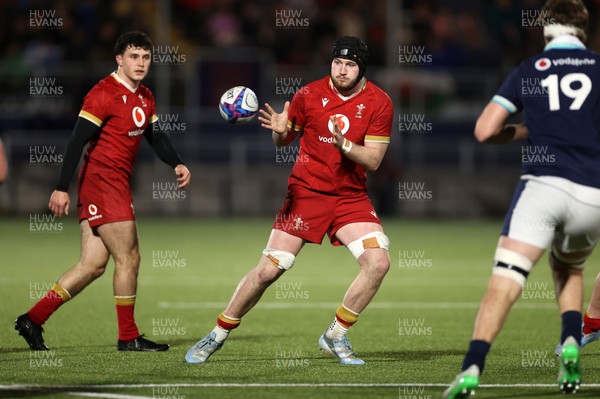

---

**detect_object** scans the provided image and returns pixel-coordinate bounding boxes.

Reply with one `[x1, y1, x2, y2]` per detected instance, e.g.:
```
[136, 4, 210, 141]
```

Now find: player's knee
[493, 247, 534, 287]
[90, 262, 108, 279]
[365, 252, 390, 279]
[79, 256, 109, 279]
[347, 231, 390, 260]
[116, 249, 140, 269]
[262, 248, 296, 271]
[255, 263, 281, 285]
[550, 248, 587, 271]
[131, 250, 141, 267]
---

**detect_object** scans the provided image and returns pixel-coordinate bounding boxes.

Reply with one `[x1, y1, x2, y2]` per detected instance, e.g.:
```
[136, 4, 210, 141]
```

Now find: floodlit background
[4, 2, 600, 398]
[3, 0, 599, 218]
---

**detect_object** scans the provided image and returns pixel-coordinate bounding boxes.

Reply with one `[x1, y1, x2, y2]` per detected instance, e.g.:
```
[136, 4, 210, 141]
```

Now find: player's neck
[115, 68, 141, 91]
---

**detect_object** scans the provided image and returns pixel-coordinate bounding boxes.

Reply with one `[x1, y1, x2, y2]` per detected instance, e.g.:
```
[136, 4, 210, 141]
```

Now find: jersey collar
[328, 77, 367, 101]
[111, 71, 138, 93]
[544, 35, 586, 51]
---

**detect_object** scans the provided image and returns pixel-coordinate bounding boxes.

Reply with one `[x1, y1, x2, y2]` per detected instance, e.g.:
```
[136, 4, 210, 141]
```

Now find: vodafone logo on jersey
[88, 203, 103, 221]
[327, 114, 350, 135]
[535, 58, 551, 71]
[132, 106, 146, 127]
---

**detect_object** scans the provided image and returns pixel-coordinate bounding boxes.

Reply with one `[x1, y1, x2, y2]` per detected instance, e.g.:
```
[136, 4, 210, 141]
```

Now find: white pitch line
[3, 383, 600, 389]
[67, 392, 154, 399]
[158, 301, 557, 310]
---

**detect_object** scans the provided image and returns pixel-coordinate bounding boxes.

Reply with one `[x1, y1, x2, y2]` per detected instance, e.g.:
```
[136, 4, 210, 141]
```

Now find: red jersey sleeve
[78, 85, 110, 127]
[287, 87, 307, 133]
[364, 91, 393, 144]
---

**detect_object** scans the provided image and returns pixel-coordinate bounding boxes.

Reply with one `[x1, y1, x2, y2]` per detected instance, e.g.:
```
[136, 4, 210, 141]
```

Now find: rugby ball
[218, 86, 259, 124]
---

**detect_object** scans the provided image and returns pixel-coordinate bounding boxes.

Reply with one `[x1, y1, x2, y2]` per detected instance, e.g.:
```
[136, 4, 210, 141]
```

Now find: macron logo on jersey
[322, 98, 329, 107]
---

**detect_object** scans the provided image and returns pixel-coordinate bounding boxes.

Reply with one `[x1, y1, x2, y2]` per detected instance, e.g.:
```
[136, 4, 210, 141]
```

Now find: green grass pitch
[1, 217, 600, 398]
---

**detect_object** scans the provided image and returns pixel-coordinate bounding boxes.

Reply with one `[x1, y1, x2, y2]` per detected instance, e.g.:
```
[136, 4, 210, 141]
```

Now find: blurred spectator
[207, 5, 243, 47]
[0, 136, 7, 185]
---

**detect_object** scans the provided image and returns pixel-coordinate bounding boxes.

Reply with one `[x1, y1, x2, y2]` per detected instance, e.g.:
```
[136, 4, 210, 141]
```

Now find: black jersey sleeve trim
[143, 124, 183, 168]
[55, 117, 99, 192]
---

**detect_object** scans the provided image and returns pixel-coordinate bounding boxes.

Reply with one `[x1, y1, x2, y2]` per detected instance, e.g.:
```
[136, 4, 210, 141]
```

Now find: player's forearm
[144, 125, 184, 168]
[474, 102, 526, 145]
[272, 129, 297, 147]
[481, 123, 528, 145]
[341, 143, 383, 172]
[272, 130, 287, 146]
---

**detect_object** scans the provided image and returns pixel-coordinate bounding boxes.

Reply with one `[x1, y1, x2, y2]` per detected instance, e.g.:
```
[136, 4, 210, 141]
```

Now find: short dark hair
[114, 31, 153, 56]
[541, 0, 588, 41]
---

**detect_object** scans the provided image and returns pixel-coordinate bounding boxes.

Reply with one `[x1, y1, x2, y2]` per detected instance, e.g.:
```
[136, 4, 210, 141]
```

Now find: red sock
[583, 313, 600, 334]
[115, 296, 140, 341]
[28, 283, 71, 325]
[217, 313, 241, 330]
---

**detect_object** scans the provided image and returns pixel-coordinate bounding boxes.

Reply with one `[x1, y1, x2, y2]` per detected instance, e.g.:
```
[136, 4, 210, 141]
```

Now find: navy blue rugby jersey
[493, 35, 600, 188]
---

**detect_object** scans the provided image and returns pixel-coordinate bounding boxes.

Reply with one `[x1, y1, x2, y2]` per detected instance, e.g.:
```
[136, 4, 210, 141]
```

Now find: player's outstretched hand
[258, 101, 289, 135]
[175, 164, 190, 189]
[329, 115, 344, 148]
[49, 190, 70, 217]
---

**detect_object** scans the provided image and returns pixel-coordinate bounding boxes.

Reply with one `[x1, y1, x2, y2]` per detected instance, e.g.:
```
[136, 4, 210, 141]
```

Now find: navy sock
[561, 310, 582, 346]
[461, 340, 491, 372]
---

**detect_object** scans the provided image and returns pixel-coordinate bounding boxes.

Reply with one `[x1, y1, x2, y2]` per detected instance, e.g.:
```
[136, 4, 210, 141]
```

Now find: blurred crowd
[173, 0, 599, 70]
[1, 0, 600, 131]
[401, 0, 599, 70]
[2, 0, 600, 76]
[1, 1, 152, 68]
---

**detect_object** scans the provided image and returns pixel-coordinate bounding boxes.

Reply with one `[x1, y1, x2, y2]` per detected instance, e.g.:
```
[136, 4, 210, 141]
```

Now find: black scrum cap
[330, 36, 369, 82]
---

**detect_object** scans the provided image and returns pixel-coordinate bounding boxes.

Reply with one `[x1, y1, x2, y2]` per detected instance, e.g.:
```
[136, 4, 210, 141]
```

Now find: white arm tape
[341, 138, 353, 154]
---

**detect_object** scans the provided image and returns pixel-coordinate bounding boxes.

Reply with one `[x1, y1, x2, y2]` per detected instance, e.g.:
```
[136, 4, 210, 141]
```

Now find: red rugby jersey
[78, 72, 157, 180]
[286, 77, 393, 195]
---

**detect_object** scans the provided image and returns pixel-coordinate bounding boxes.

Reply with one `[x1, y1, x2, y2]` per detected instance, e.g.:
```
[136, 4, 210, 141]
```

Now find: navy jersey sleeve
[492, 66, 523, 114]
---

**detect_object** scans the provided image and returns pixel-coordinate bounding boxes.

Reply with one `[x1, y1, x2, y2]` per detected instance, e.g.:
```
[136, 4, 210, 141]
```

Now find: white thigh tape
[347, 231, 389, 259]
[493, 247, 534, 286]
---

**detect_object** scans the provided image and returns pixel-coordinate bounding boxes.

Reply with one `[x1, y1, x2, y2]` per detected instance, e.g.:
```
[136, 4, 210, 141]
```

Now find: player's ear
[115, 54, 123, 67]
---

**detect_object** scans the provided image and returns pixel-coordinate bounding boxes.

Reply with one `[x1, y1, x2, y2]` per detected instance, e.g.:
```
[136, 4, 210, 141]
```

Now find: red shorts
[77, 173, 135, 227]
[273, 185, 381, 246]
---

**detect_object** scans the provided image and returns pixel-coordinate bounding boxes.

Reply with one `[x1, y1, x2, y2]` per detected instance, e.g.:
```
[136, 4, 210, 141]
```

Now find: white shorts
[501, 175, 600, 255]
